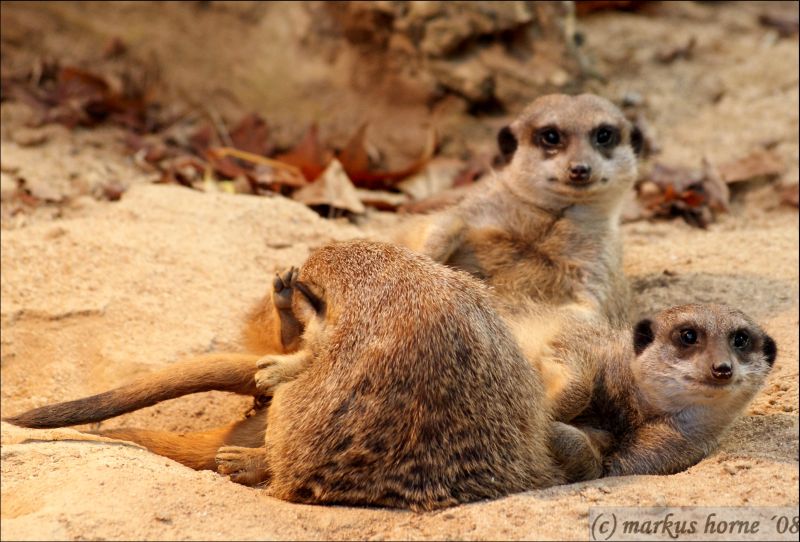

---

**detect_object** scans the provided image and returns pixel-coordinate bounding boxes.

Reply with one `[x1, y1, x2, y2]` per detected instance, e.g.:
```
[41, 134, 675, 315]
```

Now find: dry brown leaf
[338, 123, 371, 177]
[188, 124, 216, 155]
[275, 123, 331, 182]
[635, 159, 729, 228]
[717, 149, 785, 184]
[292, 159, 365, 214]
[345, 129, 437, 190]
[397, 157, 464, 201]
[208, 147, 306, 189]
[229, 113, 273, 157]
[55, 66, 109, 104]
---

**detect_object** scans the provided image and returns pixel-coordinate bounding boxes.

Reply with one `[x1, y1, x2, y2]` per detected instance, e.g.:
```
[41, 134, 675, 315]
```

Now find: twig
[208, 146, 305, 177]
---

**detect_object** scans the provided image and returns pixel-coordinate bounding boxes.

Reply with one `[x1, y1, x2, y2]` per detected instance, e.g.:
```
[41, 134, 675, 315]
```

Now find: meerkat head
[629, 304, 776, 415]
[498, 93, 642, 208]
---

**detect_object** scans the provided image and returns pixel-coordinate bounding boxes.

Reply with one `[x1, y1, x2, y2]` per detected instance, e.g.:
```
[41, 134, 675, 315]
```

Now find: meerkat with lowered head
[544, 304, 777, 481]
[7, 240, 564, 510]
[397, 93, 642, 326]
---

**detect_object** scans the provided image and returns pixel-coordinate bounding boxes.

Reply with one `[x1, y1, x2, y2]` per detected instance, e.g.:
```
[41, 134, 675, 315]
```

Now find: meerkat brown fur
[397, 93, 642, 326]
[215, 240, 563, 509]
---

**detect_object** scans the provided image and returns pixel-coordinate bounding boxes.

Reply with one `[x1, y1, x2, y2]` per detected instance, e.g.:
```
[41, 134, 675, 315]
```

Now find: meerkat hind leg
[216, 446, 271, 486]
[273, 267, 303, 351]
[550, 422, 611, 483]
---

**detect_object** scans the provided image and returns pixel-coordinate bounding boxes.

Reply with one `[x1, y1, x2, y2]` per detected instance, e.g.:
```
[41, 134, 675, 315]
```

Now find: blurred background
[1, 0, 797, 224]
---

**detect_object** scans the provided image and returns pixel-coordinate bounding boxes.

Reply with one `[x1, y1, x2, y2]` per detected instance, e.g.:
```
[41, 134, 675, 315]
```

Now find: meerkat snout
[711, 361, 733, 380]
[568, 163, 592, 183]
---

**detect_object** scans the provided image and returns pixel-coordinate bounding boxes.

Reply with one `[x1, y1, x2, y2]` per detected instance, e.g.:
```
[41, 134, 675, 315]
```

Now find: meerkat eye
[679, 328, 698, 346]
[537, 128, 562, 148]
[593, 125, 619, 148]
[731, 329, 751, 350]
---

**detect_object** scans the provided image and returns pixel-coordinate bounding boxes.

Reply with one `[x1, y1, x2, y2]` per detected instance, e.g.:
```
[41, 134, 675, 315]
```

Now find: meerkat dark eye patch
[633, 318, 654, 355]
[762, 335, 777, 366]
[497, 126, 517, 162]
[592, 124, 620, 149]
[631, 125, 644, 156]
[730, 328, 751, 351]
[294, 281, 324, 314]
[535, 126, 563, 149]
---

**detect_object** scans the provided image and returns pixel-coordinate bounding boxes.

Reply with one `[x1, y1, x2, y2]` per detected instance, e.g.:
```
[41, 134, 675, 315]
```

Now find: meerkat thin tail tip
[5, 353, 262, 429]
[4, 398, 110, 428]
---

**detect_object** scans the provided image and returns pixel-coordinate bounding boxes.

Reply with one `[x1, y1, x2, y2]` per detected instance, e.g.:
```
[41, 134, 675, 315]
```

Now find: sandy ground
[1, 1, 798, 540]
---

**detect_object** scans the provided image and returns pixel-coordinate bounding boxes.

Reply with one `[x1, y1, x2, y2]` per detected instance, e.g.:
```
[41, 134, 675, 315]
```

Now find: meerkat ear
[633, 318, 655, 355]
[630, 125, 644, 156]
[497, 125, 518, 163]
[762, 335, 777, 366]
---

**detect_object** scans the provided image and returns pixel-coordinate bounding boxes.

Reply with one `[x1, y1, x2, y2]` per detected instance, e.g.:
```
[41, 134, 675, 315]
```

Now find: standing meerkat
[543, 304, 778, 481]
[397, 93, 642, 325]
[7, 240, 564, 510]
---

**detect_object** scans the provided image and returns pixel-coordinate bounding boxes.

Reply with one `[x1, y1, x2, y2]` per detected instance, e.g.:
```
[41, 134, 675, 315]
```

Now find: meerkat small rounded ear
[630, 125, 644, 156]
[633, 318, 655, 355]
[497, 125, 518, 163]
[762, 335, 777, 366]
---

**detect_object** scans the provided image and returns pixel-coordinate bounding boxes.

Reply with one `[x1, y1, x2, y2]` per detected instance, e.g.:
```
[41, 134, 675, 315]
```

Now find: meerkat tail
[93, 409, 268, 471]
[5, 353, 262, 429]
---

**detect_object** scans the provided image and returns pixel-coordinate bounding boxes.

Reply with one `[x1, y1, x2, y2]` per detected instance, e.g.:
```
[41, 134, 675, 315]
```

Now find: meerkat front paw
[216, 446, 270, 486]
[254, 355, 291, 395]
[254, 350, 312, 395]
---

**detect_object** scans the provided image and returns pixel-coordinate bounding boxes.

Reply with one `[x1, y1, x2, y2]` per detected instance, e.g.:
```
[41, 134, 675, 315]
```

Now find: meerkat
[396, 93, 643, 326]
[543, 304, 777, 481]
[7, 240, 564, 510]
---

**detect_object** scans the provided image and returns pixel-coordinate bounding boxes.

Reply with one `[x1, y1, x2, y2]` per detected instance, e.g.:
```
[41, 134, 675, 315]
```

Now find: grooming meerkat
[543, 304, 777, 481]
[8, 240, 564, 510]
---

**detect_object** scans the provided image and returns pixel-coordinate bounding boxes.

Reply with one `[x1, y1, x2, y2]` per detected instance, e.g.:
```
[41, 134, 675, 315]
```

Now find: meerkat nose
[569, 164, 592, 182]
[711, 362, 733, 380]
